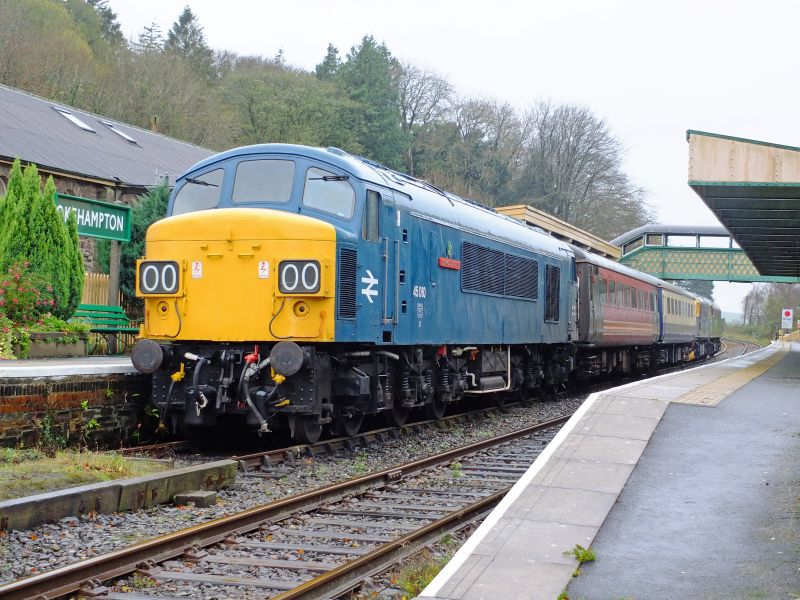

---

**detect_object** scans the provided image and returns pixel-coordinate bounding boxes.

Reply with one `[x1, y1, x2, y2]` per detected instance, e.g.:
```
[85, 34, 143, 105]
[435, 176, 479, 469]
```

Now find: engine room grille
[337, 247, 357, 319]
[505, 254, 538, 299]
[461, 242, 504, 295]
[544, 264, 560, 322]
[462, 242, 539, 301]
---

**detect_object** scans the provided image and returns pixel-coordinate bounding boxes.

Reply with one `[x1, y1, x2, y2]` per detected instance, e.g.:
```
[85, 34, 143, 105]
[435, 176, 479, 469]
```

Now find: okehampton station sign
[55, 194, 131, 242]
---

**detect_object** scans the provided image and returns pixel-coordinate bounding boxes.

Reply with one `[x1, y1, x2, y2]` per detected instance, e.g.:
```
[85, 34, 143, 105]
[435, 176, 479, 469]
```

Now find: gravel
[0, 397, 583, 588]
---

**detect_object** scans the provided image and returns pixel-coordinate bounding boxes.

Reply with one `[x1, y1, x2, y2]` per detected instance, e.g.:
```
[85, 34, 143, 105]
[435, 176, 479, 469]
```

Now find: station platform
[419, 342, 799, 600]
[0, 356, 135, 378]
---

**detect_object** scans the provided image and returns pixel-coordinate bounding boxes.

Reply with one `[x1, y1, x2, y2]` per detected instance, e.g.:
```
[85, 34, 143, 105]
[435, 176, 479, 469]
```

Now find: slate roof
[0, 84, 213, 188]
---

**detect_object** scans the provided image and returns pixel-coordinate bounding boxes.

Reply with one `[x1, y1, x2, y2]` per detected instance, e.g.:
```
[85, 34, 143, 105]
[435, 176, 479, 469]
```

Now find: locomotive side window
[544, 265, 560, 322]
[232, 159, 294, 204]
[302, 167, 355, 219]
[172, 168, 224, 215]
[364, 190, 380, 241]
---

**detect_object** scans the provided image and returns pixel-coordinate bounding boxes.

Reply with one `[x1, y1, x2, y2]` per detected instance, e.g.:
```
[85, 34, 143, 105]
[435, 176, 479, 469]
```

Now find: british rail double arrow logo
[361, 270, 379, 303]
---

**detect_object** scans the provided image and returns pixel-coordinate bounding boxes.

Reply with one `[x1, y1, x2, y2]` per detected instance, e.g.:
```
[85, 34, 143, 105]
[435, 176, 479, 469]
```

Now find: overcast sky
[107, 0, 798, 313]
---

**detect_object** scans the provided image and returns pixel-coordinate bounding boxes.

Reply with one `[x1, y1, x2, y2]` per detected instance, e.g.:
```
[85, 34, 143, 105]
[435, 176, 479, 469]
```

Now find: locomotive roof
[181, 144, 572, 260]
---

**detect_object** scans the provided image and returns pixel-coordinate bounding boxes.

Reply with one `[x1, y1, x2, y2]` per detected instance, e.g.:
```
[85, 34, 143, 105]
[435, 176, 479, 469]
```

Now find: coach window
[302, 167, 355, 219]
[232, 159, 294, 204]
[172, 168, 224, 215]
[364, 190, 380, 241]
[599, 278, 607, 305]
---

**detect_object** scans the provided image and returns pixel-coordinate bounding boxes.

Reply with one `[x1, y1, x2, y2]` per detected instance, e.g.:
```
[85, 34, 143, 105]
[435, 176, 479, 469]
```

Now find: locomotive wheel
[335, 413, 364, 438]
[295, 416, 323, 445]
[385, 404, 410, 428]
[425, 396, 446, 420]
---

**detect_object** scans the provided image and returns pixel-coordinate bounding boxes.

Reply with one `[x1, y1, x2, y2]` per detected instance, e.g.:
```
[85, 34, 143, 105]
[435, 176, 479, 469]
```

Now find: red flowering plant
[0, 314, 14, 359]
[0, 261, 53, 325]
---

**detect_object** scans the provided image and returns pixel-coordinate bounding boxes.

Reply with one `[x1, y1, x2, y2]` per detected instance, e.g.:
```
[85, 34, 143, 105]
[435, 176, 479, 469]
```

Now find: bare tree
[511, 102, 652, 238]
[398, 62, 451, 175]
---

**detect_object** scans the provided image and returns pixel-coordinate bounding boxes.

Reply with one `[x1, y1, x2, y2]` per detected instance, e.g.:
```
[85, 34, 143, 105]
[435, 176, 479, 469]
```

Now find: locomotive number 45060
[412, 285, 427, 299]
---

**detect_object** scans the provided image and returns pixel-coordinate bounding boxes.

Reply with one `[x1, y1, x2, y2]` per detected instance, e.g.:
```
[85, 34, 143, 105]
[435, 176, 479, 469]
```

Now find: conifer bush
[0, 159, 83, 321]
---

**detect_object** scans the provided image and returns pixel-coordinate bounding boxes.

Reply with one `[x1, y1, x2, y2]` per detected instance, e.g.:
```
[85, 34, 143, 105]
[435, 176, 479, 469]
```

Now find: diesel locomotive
[130, 144, 721, 444]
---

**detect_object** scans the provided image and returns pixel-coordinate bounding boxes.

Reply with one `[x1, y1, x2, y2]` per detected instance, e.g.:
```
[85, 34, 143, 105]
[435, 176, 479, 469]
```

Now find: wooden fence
[81, 272, 121, 305]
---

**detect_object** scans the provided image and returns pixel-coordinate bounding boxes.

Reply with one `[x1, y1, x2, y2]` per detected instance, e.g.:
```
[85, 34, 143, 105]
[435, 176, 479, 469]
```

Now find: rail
[0, 415, 571, 599]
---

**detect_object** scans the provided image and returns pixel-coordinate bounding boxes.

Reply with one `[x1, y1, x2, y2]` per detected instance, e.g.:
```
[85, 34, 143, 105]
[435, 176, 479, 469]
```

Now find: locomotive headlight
[137, 260, 181, 295]
[279, 260, 320, 294]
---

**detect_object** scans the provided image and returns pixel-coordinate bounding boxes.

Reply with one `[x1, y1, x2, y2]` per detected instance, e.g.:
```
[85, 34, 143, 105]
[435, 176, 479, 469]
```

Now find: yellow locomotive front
[131, 207, 339, 443]
[137, 208, 336, 343]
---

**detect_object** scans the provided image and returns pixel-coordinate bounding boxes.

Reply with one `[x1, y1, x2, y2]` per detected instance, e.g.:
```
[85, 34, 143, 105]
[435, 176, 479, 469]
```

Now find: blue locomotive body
[173, 144, 576, 348]
[131, 143, 716, 444]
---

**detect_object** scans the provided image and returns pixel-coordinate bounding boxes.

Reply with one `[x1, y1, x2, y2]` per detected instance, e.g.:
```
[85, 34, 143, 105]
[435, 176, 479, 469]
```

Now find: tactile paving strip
[673, 348, 789, 406]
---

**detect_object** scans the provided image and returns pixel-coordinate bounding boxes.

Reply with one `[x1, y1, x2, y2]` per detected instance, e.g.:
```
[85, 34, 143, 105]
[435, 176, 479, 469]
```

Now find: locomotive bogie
[138, 339, 575, 443]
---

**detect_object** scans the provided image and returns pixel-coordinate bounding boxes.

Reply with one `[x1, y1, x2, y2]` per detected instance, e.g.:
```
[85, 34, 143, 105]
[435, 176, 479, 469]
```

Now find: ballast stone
[173, 490, 218, 508]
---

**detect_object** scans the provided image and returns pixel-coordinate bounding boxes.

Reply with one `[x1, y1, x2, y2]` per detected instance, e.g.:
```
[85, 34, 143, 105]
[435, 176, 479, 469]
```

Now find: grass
[393, 535, 460, 595]
[563, 543, 597, 563]
[0, 448, 170, 501]
[353, 449, 369, 474]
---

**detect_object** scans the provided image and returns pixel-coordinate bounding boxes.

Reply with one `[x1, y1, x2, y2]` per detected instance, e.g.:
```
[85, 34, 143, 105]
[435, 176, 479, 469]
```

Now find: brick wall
[0, 373, 151, 448]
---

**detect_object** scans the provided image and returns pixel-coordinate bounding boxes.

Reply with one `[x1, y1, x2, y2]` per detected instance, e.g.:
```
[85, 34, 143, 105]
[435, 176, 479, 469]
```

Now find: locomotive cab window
[172, 168, 224, 215]
[232, 159, 294, 204]
[302, 167, 355, 219]
[364, 190, 380, 241]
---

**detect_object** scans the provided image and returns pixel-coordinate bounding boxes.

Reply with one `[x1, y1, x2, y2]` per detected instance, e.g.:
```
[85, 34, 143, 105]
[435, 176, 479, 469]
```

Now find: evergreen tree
[0, 163, 80, 320]
[165, 6, 214, 79]
[34, 175, 71, 319]
[334, 35, 406, 169]
[0, 162, 36, 268]
[136, 22, 163, 53]
[120, 182, 170, 300]
[87, 0, 123, 45]
[315, 43, 340, 80]
[0, 159, 24, 236]
[66, 210, 85, 315]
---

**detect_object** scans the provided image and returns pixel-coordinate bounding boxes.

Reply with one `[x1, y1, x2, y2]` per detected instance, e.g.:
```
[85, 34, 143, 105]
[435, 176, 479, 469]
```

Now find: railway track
[0, 416, 570, 599]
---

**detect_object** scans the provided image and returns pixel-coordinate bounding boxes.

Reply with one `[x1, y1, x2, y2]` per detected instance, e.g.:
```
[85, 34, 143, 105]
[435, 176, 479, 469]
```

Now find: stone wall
[0, 372, 151, 448]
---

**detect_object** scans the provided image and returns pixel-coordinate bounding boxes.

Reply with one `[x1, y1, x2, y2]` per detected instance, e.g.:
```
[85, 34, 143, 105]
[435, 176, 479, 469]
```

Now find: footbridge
[611, 224, 797, 282]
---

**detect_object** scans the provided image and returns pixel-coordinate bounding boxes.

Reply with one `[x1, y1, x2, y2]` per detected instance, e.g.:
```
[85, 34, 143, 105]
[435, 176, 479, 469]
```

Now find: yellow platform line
[673, 349, 789, 406]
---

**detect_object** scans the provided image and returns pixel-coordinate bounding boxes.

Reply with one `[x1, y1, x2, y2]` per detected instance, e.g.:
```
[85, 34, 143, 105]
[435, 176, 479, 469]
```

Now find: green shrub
[0, 159, 83, 320]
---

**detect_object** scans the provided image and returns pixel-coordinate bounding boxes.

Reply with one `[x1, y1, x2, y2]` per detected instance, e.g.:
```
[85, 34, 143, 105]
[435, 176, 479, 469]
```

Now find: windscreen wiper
[184, 176, 219, 187]
[309, 175, 350, 181]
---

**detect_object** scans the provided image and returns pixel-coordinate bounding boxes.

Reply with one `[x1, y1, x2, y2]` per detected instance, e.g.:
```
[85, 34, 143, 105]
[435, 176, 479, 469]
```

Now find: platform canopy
[688, 130, 800, 278]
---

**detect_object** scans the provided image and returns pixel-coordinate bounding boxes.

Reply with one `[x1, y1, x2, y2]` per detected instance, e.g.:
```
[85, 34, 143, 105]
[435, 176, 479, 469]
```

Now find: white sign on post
[781, 308, 793, 329]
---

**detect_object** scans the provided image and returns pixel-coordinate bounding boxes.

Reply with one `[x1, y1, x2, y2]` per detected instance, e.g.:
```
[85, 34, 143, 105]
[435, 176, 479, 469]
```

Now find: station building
[0, 83, 212, 272]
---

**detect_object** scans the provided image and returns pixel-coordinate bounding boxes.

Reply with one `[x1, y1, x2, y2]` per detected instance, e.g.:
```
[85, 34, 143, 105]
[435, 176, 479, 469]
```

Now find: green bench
[70, 304, 139, 353]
